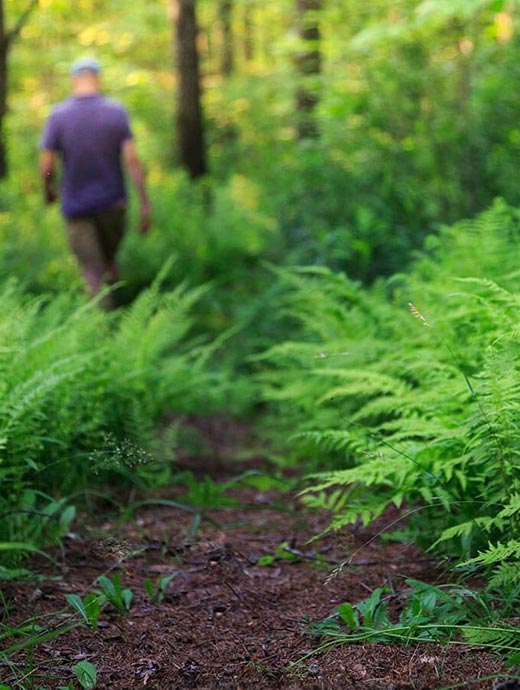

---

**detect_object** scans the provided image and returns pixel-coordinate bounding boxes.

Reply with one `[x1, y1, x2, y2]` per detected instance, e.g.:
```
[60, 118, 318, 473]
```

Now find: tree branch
[7, 0, 38, 44]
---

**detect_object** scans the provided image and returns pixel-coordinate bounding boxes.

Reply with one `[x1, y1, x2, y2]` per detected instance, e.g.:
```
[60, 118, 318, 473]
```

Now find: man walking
[40, 58, 151, 308]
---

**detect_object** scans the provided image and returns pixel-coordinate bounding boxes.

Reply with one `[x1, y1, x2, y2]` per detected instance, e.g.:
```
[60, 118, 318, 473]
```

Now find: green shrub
[0, 274, 245, 563]
[257, 200, 520, 585]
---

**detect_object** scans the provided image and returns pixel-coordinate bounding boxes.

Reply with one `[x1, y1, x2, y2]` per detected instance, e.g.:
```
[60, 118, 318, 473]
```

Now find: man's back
[41, 94, 131, 218]
[40, 60, 150, 306]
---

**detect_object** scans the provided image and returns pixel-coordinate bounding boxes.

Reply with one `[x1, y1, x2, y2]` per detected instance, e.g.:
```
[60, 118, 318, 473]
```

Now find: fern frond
[460, 540, 520, 569]
[462, 624, 520, 650]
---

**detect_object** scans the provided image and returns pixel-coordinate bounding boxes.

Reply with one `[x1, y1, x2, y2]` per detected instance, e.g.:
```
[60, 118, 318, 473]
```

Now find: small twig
[223, 580, 260, 618]
[282, 546, 340, 564]
[343, 556, 440, 567]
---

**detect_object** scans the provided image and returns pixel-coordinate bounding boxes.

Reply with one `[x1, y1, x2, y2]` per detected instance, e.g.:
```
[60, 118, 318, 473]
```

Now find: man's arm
[40, 149, 58, 204]
[122, 139, 151, 234]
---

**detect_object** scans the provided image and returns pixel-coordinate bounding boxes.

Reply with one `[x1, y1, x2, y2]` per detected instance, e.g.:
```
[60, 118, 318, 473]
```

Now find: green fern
[0, 275, 239, 564]
[258, 202, 520, 587]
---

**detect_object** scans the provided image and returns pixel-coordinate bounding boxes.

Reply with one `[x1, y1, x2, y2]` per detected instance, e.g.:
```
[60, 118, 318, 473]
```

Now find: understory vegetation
[0, 272, 247, 575]
[259, 199, 520, 584]
[3, 0, 520, 682]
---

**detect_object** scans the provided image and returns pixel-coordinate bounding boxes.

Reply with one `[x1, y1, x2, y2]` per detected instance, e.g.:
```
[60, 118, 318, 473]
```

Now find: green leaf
[144, 578, 155, 599]
[0, 542, 49, 559]
[84, 594, 100, 628]
[337, 603, 359, 629]
[506, 652, 520, 666]
[60, 504, 76, 530]
[357, 587, 390, 628]
[73, 661, 97, 689]
[97, 575, 116, 600]
[158, 572, 177, 593]
[65, 593, 89, 625]
[0, 566, 31, 581]
[122, 588, 133, 610]
[256, 555, 275, 566]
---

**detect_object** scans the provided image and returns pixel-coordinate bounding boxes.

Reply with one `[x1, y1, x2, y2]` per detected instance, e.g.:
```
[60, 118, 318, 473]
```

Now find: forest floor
[1, 417, 510, 690]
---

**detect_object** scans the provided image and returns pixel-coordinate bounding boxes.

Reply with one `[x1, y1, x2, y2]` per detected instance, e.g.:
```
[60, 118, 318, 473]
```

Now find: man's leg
[96, 207, 126, 294]
[67, 216, 111, 302]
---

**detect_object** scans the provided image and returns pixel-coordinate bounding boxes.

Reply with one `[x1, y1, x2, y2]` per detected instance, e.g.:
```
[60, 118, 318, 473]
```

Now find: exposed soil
[0, 417, 512, 689]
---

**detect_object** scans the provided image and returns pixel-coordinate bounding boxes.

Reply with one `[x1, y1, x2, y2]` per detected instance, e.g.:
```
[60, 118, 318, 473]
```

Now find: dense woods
[3, 0, 520, 687]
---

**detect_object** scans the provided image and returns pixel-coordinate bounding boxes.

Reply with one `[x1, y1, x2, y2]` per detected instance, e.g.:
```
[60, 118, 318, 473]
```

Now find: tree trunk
[243, 1, 254, 62]
[219, 0, 233, 76]
[175, 0, 207, 178]
[0, 0, 38, 180]
[0, 0, 8, 179]
[295, 0, 322, 139]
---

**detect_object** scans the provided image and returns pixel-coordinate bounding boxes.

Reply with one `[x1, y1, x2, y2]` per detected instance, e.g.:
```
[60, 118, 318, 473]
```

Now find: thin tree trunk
[175, 0, 207, 178]
[219, 0, 233, 76]
[0, 0, 38, 180]
[0, 0, 9, 179]
[243, 1, 254, 62]
[295, 0, 322, 139]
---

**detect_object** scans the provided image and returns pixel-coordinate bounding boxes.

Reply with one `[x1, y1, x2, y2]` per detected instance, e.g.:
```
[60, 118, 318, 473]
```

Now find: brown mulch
[0, 418, 513, 690]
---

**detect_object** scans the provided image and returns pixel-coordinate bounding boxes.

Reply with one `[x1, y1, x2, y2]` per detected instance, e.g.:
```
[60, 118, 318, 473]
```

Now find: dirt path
[1, 419, 508, 689]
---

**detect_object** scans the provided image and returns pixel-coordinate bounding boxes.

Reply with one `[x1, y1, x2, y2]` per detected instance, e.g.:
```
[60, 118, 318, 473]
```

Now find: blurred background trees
[175, 0, 207, 178]
[295, 0, 322, 139]
[0, 0, 519, 287]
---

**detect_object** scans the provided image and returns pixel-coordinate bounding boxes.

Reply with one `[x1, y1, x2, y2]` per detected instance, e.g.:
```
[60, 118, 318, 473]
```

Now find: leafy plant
[73, 661, 97, 689]
[308, 579, 520, 663]
[95, 574, 133, 614]
[255, 202, 520, 597]
[143, 572, 177, 604]
[174, 472, 241, 511]
[0, 272, 240, 567]
[65, 593, 101, 628]
[256, 541, 302, 567]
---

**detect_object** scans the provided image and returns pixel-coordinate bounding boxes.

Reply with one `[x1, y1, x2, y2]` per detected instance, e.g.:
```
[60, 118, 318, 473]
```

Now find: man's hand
[44, 181, 58, 205]
[40, 150, 58, 205]
[122, 140, 152, 235]
[139, 202, 151, 235]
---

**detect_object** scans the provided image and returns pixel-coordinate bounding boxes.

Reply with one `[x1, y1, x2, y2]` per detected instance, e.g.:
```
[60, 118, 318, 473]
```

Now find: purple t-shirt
[40, 94, 132, 218]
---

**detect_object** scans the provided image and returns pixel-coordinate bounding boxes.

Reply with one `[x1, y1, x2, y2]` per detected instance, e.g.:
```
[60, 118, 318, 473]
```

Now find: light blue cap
[70, 57, 101, 75]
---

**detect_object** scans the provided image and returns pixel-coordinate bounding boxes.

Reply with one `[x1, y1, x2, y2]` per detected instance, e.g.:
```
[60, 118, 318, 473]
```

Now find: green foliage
[256, 541, 301, 567]
[5, 0, 520, 642]
[0, 276, 237, 566]
[309, 578, 520, 661]
[65, 593, 101, 628]
[256, 201, 520, 591]
[7, 0, 520, 298]
[73, 661, 97, 689]
[96, 574, 133, 613]
[143, 572, 177, 604]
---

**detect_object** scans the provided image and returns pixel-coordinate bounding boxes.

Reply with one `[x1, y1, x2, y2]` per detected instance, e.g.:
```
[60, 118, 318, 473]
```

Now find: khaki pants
[67, 207, 126, 271]
[67, 207, 126, 307]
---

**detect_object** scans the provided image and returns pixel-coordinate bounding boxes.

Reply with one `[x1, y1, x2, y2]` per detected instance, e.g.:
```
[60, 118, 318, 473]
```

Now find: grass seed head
[408, 302, 431, 327]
